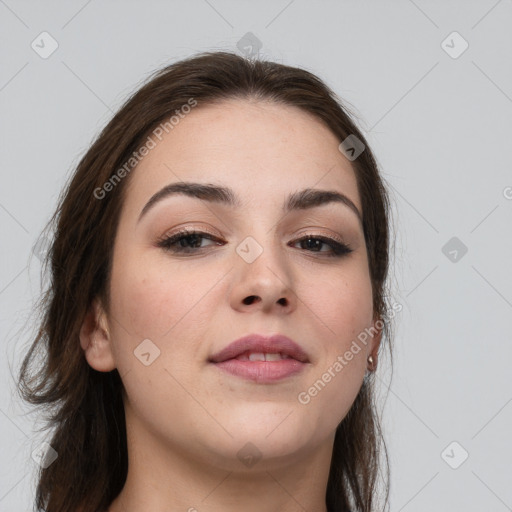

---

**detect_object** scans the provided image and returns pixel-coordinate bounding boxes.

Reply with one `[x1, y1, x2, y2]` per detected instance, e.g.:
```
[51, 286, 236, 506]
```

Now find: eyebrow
[137, 182, 362, 224]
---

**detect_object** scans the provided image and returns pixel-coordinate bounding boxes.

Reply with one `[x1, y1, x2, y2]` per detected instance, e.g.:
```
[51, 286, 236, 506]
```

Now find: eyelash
[156, 229, 353, 258]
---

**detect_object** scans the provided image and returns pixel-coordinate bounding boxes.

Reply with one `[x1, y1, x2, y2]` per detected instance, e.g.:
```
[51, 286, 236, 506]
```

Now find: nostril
[243, 295, 259, 305]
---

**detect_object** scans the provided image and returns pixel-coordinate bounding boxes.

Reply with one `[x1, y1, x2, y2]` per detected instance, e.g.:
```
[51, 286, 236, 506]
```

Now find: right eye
[157, 229, 225, 254]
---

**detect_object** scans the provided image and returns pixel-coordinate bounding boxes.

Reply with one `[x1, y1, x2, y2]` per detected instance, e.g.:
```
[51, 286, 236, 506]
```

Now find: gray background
[1, 1, 511, 510]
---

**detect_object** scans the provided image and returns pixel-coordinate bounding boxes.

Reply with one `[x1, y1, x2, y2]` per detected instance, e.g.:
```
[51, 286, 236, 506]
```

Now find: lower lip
[212, 359, 306, 383]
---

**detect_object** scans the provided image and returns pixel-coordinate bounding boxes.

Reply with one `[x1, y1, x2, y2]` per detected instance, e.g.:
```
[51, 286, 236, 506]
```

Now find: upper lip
[209, 334, 310, 363]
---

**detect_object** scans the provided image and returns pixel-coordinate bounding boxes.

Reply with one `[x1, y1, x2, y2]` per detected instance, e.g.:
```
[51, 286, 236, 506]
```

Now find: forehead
[123, 99, 361, 215]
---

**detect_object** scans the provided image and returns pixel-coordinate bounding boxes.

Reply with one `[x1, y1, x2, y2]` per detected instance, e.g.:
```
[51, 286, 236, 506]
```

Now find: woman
[18, 51, 393, 512]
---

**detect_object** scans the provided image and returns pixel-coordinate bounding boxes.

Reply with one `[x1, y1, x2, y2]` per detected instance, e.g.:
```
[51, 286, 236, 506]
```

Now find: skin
[79, 98, 382, 512]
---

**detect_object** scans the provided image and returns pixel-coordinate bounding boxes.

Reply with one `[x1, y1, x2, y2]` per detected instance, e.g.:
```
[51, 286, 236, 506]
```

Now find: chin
[200, 435, 318, 474]
[210, 409, 325, 455]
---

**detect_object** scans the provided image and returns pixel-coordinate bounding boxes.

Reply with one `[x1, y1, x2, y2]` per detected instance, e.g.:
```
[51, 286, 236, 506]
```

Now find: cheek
[107, 255, 218, 422]
[110, 253, 214, 341]
[299, 363, 366, 435]
[295, 266, 373, 420]
[304, 263, 374, 345]
[107, 252, 227, 393]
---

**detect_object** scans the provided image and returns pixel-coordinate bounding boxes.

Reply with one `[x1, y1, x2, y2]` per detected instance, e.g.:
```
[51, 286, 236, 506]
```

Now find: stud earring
[367, 355, 374, 369]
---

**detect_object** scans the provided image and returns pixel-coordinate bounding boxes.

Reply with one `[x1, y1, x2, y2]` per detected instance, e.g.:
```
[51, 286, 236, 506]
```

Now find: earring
[367, 355, 374, 369]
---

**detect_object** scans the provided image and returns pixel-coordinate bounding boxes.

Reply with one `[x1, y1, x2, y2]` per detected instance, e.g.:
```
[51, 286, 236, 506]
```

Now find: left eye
[157, 230, 352, 258]
[292, 235, 353, 257]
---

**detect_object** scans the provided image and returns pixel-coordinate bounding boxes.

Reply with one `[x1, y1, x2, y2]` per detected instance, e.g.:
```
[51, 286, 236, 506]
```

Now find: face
[82, 99, 381, 471]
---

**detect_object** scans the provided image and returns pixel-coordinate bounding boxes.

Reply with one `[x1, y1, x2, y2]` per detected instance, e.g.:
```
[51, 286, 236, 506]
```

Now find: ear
[79, 297, 116, 372]
[367, 315, 384, 369]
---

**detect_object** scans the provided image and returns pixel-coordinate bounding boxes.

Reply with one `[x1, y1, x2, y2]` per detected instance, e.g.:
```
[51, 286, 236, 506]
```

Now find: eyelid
[293, 227, 349, 245]
[157, 225, 350, 247]
[159, 224, 348, 242]
[159, 225, 220, 240]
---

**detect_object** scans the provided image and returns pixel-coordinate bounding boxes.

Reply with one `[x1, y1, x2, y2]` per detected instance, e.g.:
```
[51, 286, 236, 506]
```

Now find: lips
[209, 333, 310, 364]
[209, 334, 310, 383]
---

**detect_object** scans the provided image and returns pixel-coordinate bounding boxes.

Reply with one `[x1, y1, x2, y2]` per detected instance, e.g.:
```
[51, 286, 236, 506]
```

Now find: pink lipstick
[209, 333, 309, 383]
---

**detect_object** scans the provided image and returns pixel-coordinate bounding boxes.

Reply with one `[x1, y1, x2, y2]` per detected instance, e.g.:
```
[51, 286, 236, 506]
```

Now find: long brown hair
[17, 51, 393, 512]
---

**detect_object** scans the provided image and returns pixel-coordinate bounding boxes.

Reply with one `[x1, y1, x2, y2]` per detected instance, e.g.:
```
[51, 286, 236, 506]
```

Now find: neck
[108, 405, 333, 512]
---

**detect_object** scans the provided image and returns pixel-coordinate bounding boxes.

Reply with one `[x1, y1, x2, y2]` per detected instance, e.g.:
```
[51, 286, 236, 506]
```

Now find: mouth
[208, 333, 310, 383]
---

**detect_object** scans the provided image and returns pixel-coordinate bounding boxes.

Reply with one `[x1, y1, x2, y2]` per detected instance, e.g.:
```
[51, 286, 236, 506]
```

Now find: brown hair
[18, 51, 393, 512]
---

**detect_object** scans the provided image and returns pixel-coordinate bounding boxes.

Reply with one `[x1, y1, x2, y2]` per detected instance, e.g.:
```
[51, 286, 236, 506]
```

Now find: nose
[229, 237, 296, 314]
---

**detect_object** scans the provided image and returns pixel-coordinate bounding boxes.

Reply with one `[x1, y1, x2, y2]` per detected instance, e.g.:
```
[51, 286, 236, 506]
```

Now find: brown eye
[157, 230, 224, 254]
[291, 235, 352, 257]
